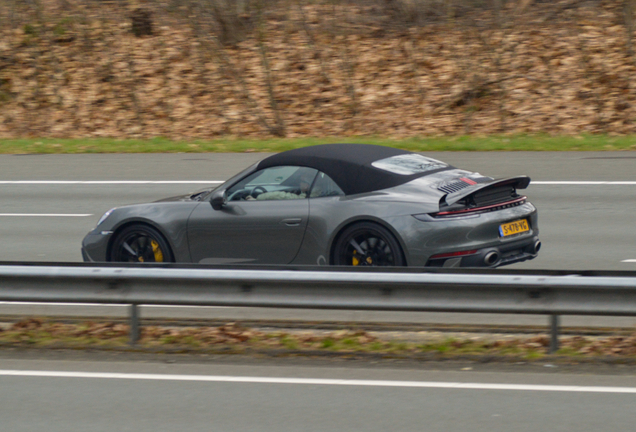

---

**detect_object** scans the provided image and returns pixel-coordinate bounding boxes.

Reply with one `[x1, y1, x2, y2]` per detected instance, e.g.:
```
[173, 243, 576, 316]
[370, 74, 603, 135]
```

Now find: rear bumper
[426, 235, 540, 268]
[395, 201, 540, 267]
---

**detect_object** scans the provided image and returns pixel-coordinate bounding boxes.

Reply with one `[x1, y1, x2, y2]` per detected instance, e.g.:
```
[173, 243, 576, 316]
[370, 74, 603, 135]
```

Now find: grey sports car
[82, 144, 540, 267]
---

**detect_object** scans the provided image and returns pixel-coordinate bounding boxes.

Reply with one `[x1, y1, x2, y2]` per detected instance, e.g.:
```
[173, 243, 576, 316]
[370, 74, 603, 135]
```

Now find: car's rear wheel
[109, 224, 174, 263]
[333, 222, 405, 267]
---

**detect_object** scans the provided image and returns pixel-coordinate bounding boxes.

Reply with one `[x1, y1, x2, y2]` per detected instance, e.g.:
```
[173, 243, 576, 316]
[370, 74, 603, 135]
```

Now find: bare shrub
[173, 0, 256, 46]
[131, 8, 153, 37]
[382, 0, 452, 24]
[626, 0, 635, 58]
[344, 0, 494, 29]
[255, 0, 286, 136]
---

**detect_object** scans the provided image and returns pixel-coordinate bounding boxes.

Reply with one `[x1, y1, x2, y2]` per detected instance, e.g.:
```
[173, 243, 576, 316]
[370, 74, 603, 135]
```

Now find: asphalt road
[1, 356, 635, 432]
[1, 151, 635, 268]
[1, 151, 636, 327]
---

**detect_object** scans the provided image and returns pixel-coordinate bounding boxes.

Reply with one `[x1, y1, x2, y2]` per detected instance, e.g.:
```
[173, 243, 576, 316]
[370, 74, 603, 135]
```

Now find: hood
[153, 186, 219, 203]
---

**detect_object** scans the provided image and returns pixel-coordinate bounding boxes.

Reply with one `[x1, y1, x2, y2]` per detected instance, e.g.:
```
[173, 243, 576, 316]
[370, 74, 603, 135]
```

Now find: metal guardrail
[1, 264, 636, 352]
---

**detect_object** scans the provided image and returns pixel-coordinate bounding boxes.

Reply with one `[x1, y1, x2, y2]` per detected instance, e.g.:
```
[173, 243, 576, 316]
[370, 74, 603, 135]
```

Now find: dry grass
[4, 318, 636, 360]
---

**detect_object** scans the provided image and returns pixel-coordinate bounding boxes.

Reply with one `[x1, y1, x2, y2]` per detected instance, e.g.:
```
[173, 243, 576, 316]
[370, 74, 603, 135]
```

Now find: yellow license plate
[499, 219, 529, 237]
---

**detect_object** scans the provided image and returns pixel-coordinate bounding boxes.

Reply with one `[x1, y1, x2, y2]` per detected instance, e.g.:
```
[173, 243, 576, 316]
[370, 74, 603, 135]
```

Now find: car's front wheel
[332, 222, 405, 267]
[109, 224, 174, 263]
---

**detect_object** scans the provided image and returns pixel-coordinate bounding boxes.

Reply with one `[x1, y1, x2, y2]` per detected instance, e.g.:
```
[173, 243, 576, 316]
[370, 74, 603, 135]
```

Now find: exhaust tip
[533, 240, 542, 254]
[484, 251, 500, 266]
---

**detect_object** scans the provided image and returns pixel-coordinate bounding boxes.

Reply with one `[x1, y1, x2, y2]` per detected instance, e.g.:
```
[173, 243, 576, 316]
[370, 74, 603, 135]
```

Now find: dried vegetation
[1, 0, 636, 140]
[4, 318, 636, 360]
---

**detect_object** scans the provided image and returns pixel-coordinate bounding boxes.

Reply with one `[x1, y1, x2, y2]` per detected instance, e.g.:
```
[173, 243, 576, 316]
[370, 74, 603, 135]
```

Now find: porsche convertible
[82, 144, 540, 267]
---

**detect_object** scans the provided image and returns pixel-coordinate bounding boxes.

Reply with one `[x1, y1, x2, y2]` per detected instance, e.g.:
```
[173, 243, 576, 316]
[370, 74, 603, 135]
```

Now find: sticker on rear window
[371, 154, 448, 175]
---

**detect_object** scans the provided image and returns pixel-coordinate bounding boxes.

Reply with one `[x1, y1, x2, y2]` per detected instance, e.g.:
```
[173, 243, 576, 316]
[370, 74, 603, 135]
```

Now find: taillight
[433, 196, 527, 218]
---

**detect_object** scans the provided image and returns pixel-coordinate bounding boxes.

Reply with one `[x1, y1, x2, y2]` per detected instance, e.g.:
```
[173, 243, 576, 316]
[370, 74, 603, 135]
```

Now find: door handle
[281, 218, 302, 227]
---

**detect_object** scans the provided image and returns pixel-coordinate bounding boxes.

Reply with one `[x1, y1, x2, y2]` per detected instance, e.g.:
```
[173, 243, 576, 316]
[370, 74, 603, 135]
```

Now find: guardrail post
[130, 303, 140, 345]
[549, 314, 559, 354]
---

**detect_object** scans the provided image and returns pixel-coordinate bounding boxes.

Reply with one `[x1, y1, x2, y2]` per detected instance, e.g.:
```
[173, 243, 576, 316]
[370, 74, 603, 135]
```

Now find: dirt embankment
[1, 0, 636, 140]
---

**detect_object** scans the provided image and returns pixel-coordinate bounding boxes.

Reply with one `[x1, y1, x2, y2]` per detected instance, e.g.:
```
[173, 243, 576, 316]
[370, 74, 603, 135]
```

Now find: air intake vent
[437, 176, 491, 194]
[438, 182, 470, 194]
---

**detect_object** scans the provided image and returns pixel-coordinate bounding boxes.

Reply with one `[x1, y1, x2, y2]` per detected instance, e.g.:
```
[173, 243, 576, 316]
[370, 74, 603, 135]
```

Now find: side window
[309, 172, 344, 198]
[227, 166, 318, 201]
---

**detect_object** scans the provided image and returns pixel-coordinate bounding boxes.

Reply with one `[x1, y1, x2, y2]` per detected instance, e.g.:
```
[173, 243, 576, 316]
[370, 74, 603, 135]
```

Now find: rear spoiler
[442, 176, 531, 206]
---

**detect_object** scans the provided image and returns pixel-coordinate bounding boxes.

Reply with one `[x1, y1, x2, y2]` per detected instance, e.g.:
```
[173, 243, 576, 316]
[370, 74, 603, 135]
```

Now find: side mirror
[211, 190, 226, 210]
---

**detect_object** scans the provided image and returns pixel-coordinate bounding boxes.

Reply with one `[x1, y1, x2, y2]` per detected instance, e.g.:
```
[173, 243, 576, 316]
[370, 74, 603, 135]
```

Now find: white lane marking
[0, 302, 120, 307]
[621, 259, 636, 263]
[1, 370, 636, 393]
[532, 181, 636, 185]
[0, 301, 227, 309]
[0, 181, 223, 184]
[0, 213, 92, 217]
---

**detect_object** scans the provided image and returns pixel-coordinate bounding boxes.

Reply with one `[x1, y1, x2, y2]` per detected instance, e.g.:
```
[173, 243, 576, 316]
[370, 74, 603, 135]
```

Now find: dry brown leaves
[4, 318, 636, 358]
[1, 1, 636, 139]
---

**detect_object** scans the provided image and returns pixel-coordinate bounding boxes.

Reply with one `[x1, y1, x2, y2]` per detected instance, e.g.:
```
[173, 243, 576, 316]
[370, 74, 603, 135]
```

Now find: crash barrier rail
[1, 263, 636, 352]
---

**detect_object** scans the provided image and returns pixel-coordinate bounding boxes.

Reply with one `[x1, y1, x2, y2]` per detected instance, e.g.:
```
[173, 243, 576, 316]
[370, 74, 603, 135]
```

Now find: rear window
[371, 154, 448, 175]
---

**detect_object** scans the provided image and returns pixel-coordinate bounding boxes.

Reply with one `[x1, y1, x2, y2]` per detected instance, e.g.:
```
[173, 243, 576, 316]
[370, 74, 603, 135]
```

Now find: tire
[109, 224, 174, 263]
[332, 222, 405, 267]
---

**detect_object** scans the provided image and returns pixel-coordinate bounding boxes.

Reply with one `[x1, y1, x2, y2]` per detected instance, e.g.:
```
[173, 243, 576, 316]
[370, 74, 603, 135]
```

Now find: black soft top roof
[257, 144, 450, 195]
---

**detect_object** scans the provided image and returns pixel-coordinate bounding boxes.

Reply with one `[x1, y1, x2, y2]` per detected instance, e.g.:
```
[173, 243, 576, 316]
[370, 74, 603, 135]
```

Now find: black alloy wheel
[333, 222, 405, 266]
[109, 224, 174, 263]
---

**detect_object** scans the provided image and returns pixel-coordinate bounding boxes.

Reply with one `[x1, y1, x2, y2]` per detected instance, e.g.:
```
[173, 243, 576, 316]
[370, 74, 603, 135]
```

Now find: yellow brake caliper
[352, 249, 359, 266]
[151, 240, 164, 262]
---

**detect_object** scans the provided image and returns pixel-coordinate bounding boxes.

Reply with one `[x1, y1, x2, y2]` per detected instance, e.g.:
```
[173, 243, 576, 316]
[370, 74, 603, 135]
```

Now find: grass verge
[1, 135, 636, 154]
[3, 319, 636, 362]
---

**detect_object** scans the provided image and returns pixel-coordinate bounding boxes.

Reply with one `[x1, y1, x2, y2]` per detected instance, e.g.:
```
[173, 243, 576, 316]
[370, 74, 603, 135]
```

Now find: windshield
[371, 154, 448, 175]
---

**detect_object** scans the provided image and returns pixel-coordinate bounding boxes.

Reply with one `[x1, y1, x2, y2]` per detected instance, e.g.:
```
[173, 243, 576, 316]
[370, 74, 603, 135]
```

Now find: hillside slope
[0, 0, 635, 139]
